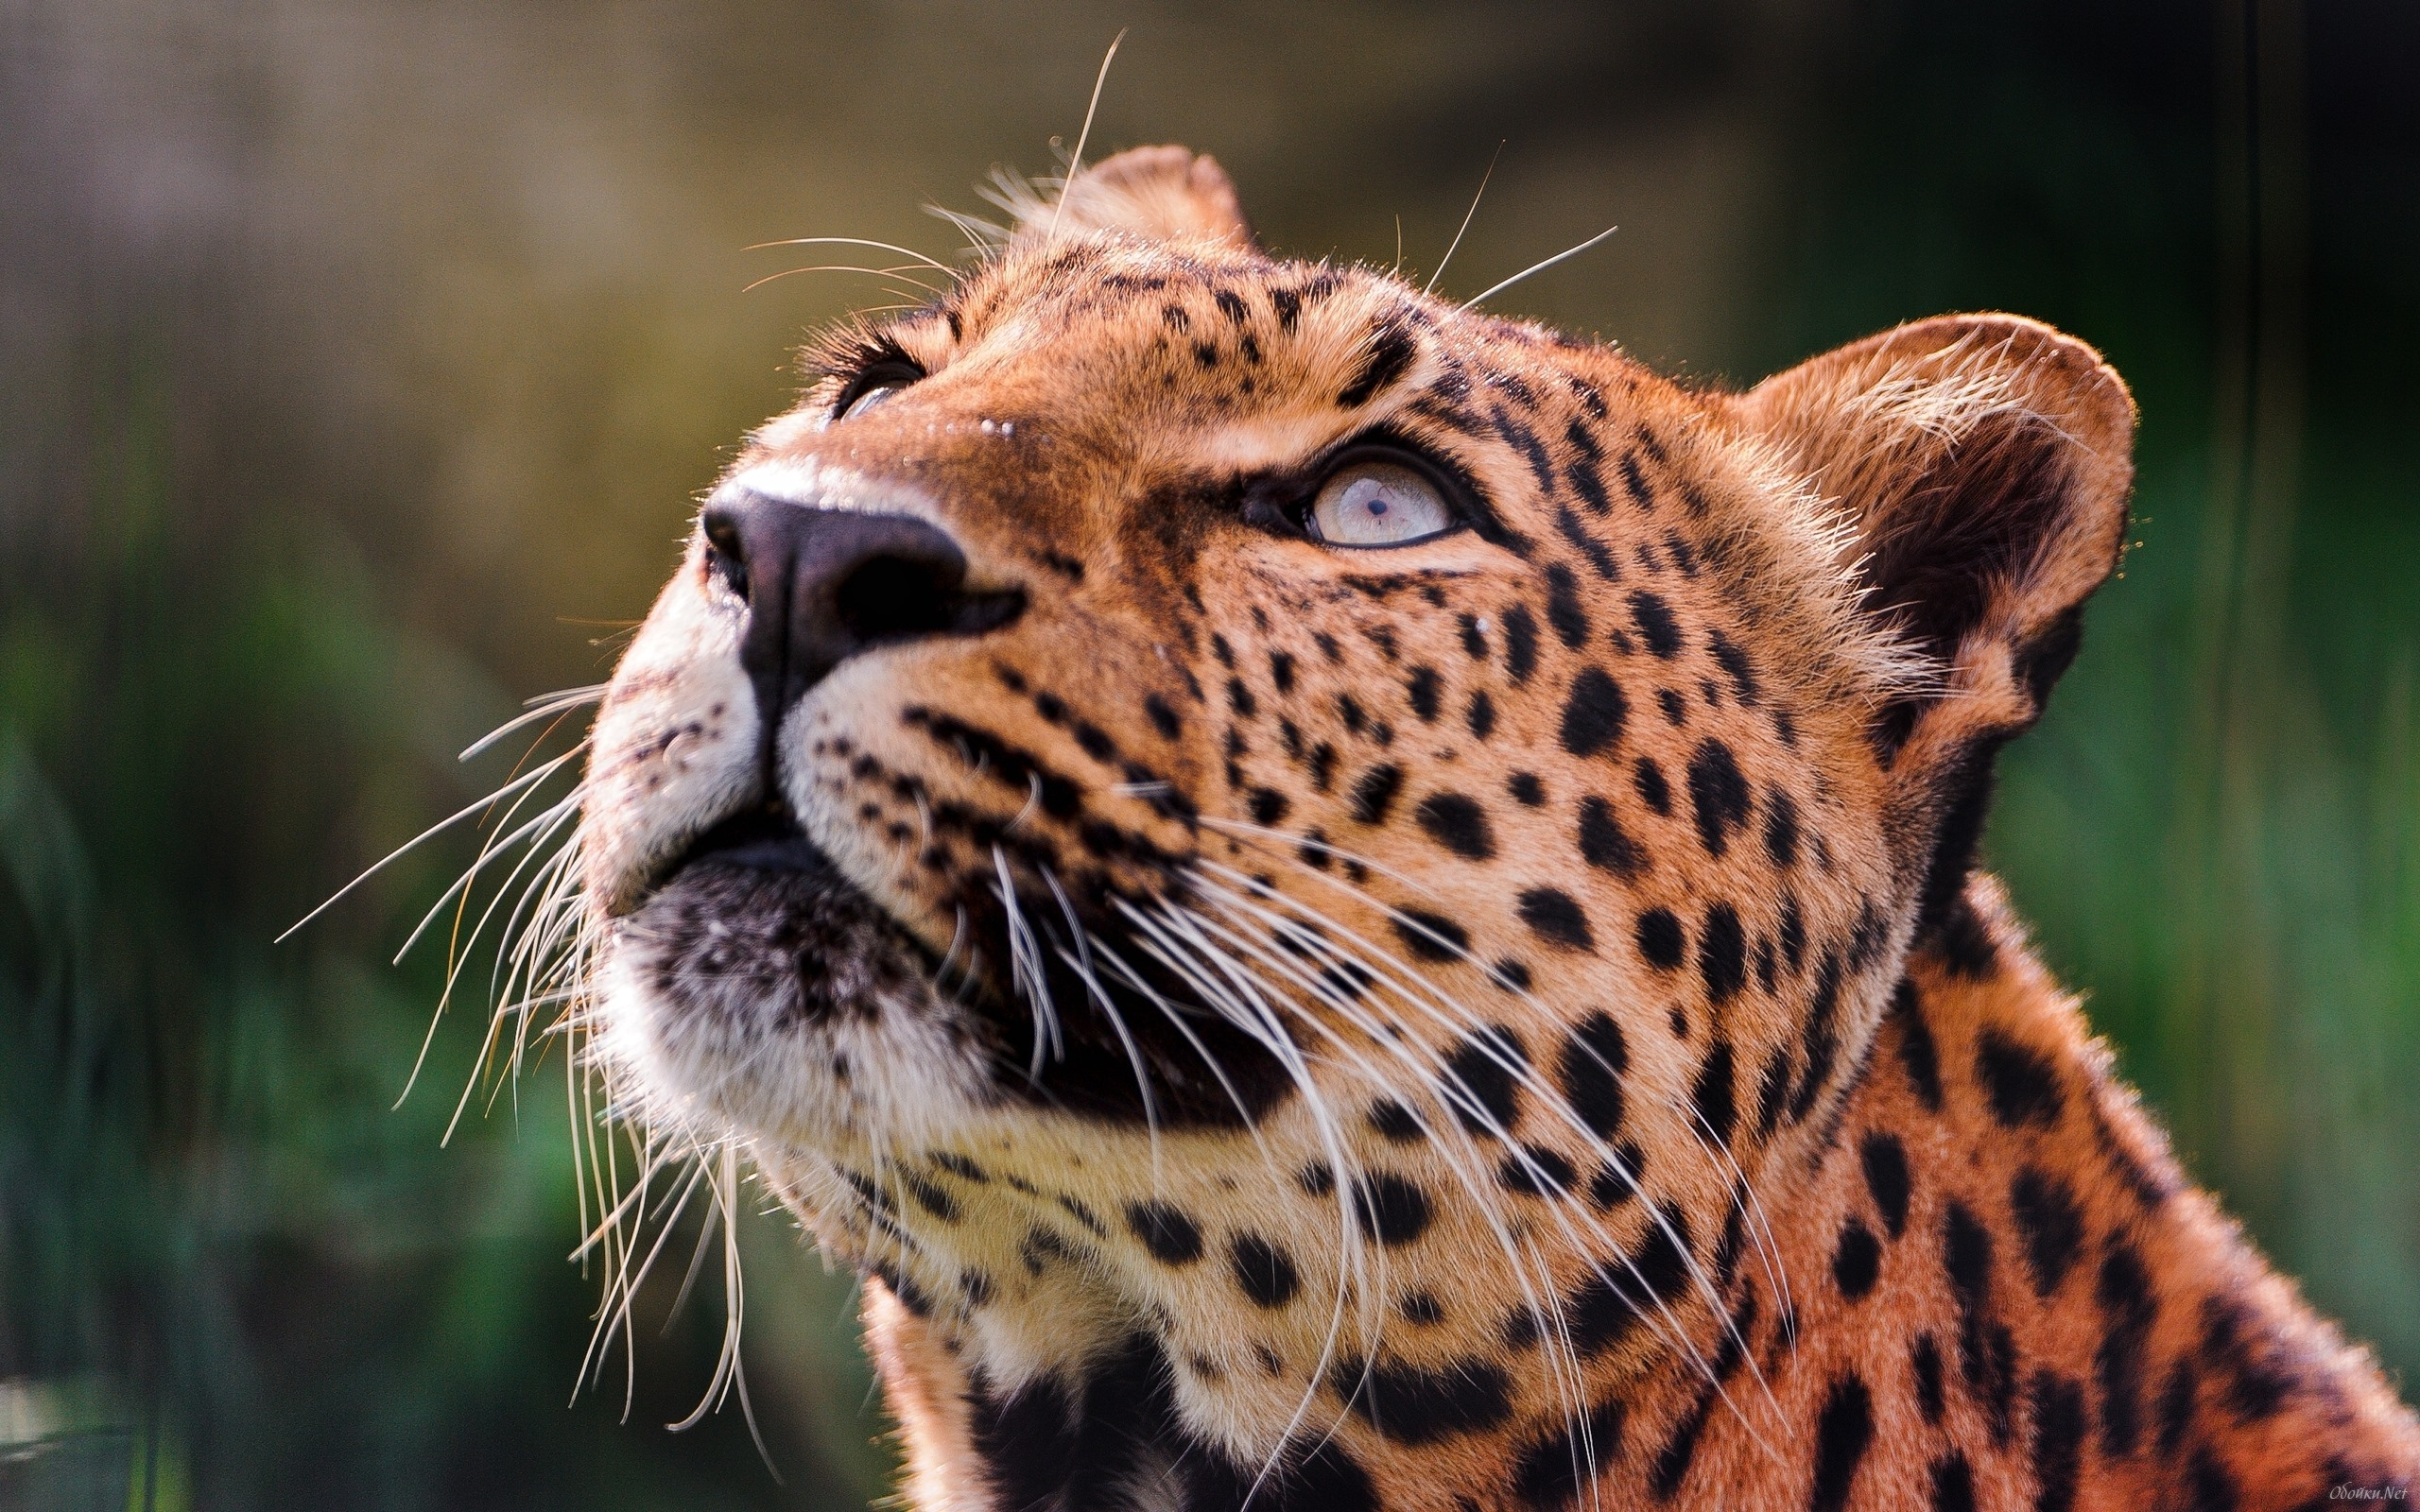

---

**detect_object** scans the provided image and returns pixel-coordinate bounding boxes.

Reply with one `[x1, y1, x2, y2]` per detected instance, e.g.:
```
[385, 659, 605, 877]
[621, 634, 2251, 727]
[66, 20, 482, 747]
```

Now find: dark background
[4, 2, 2415, 1506]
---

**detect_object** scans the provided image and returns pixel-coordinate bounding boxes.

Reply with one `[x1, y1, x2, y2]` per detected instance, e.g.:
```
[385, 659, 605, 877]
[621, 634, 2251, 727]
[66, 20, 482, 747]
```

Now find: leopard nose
[700, 489, 1026, 731]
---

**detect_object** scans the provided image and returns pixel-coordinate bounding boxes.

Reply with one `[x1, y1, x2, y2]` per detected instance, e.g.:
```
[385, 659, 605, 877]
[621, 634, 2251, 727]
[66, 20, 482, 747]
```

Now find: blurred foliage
[2, 1, 2414, 1507]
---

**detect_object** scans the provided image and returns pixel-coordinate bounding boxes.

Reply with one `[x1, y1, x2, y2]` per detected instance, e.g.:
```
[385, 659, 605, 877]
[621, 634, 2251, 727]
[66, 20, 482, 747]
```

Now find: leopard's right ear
[1732, 314, 2135, 935]
[1011, 145, 1257, 250]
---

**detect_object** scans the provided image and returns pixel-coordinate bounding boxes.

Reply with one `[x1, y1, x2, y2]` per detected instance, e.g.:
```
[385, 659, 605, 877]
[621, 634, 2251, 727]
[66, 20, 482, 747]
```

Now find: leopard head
[575, 145, 2132, 1487]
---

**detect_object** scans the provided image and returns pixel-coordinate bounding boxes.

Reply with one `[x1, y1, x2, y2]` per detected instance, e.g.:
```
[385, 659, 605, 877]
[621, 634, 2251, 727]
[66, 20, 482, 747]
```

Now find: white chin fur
[591, 885, 994, 1159]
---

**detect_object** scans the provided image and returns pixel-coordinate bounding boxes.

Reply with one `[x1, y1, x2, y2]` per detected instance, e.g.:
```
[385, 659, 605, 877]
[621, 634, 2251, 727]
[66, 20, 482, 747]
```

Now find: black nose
[700, 489, 1026, 731]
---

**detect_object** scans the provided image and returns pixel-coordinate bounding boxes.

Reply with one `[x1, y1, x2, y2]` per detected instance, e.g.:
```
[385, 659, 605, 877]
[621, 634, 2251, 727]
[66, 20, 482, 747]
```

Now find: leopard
[569, 144, 2420, 1510]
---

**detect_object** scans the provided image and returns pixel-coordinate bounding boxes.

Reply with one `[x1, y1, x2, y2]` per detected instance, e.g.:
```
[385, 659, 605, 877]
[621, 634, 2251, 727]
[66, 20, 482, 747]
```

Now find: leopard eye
[835, 362, 921, 421]
[1308, 460, 1456, 548]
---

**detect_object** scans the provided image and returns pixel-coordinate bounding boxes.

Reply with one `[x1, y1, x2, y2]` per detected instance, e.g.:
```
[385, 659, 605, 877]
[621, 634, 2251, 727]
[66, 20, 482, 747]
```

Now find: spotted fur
[575, 145, 2419, 1509]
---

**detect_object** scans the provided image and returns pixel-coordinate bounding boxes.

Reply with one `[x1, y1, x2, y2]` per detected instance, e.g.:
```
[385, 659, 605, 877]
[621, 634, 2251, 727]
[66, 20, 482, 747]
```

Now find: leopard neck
[856, 875, 2420, 1511]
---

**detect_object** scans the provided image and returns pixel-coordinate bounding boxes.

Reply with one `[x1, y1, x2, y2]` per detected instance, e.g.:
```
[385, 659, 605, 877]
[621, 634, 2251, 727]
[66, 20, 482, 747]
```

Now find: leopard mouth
[666, 803, 831, 880]
[614, 798, 1295, 1127]
[614, 802, 942, 1035]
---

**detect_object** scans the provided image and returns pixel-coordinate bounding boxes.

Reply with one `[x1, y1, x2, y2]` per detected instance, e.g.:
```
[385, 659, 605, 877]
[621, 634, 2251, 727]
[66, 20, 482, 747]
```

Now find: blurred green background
[3, 1, 2414, 1506]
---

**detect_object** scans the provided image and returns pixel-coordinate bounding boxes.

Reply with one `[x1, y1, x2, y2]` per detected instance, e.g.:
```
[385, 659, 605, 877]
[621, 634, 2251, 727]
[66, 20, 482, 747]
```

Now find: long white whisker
[738, 235, 953, 273]
[1465, 222, 1619, 309]
[276, 753, 575, 942]
[1046, 29, 1127, 243]
[458, 684, 607, 762]
[1425, 139, 1504, 296]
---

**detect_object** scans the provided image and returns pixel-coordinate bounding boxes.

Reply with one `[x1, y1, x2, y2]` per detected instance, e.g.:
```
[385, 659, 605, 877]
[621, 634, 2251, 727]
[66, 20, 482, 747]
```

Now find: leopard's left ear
[1015, 145, 1257, 249]
[1732, 314, 2135, 931]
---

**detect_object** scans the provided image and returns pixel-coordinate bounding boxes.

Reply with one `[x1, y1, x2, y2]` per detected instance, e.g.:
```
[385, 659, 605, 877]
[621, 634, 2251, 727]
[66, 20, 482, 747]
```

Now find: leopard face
[576, 146, 2135, 1487]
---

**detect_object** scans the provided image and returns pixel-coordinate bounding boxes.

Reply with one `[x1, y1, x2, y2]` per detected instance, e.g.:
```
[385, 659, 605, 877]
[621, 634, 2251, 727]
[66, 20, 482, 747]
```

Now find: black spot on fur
[1691, 1038, 1737, 1143]
[1556, 506, 1622, 580]
[1930, 892, 2000, 978]
[1566, 1204, 1692, 1357]
[2187, 1452, 2242, 1512]
[1636, 908, 1685, 971]
[1808, 1374, 1874, 1512]
[2010, 1167, 2084, 1297]
[902, 1172, 960, 1222]
[1350, 763, 1405, 825]
[1143, 694, 1182, 739]
[1249, 786, 1290, 826]
[1634, 757, 1671, 815]
[1368, 1100, 1425, 1143]
[1269, 649, 1297, 694]
[1945, 1201, 2018, 1443]
[2155, 1359, 2197, 1454]
[1579, 796, 1645, 878]
[1509, 771, 1545, 806]
[1698, 903, 1746, 1005]
[1629, 591, 1683, 658]
[1339, 319, 1417, 406]
[1124, 1201, 1203, 1265]
[1762, 791, 1800, 868]
[2095, 1242, 2157, 1456]
[1497, 1144, 1577, 1196]
[1354, 1172, 1434, 1246]
[1459, 612, 1489, 660]
[1707, 628, 1759, 705]
[1913, 1333, 1946, 1423]
[1976, 1028, 2065, 1129]
[1407, 665, 1441, 721]
[1833, 1220, 1881, 1300]
[1503, 604, 1539, 683]
[930, 1152, 988, 1183]
[1560, 1012, 1629, 1139]
[1416, 791, 1496, 859]
[2200, 1295, 2296, 1423]
[1587, 1143, 1644, 1210]
[1466, 690, 1496, 739]
[1443, 1026, 1526, 1133]
[1334, 1354, 1513, 1445]
[1518, 887, 1595, 952]
[2029, 1370, 2087, 1512]
[1685, 740, 1751, 855]
[1892, 980, 1944, 1111]
[1230, 1234, 1301, 1308]
[1512, 1399, 1626, 1509]
[1860, 1132, 1911, 1238]
[1392, 909, 1469, 962]
[1560, 667, 1630, 757]
[1929, 1453, 1976, 1512]
[1545, 563, 1591, 648]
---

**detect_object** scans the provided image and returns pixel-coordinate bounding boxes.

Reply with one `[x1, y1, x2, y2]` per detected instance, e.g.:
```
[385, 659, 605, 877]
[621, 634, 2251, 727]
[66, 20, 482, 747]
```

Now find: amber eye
[1307, 459, 1457, 548]
[835, 361, 921, 421]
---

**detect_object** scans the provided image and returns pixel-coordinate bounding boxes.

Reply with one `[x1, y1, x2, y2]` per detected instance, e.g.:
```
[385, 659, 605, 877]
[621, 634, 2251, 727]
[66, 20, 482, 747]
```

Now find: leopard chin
[597, 807, 998, 1154]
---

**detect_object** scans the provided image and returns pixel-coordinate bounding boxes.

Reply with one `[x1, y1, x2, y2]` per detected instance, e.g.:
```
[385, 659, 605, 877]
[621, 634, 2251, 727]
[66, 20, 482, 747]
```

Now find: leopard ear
[1015, 145, 1256, 249]
[1734, 314, 2135, 931]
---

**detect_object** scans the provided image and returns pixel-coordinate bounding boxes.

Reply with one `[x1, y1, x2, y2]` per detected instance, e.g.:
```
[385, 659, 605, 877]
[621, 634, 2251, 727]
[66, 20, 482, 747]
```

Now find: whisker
[1046, 29, 1127, 242]
[458, 684, 608, 763]
[1425, 139, 1504, 296]
[738, 234, 954, 273]
[741, 263, 945, 297]
[276, 752, 577, 942]
[1464, 222, 1619, 310]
